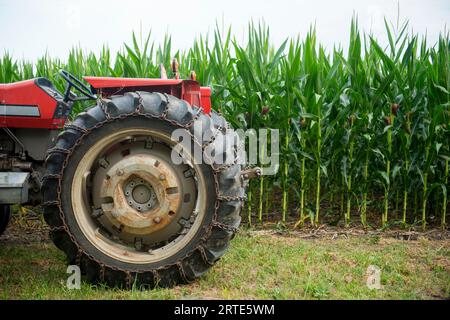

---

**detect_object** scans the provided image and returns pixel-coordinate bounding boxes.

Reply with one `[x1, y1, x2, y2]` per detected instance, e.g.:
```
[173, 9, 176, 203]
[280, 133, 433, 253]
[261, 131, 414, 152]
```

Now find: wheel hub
[99, 153, 181, 236]
[124, 177, 157, 211]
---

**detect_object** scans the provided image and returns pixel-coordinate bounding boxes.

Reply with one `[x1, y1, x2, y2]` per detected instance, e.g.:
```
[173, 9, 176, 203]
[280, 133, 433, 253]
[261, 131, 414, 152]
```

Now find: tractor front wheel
[0, 204, 11, 236]
[42, 92, 244, 288]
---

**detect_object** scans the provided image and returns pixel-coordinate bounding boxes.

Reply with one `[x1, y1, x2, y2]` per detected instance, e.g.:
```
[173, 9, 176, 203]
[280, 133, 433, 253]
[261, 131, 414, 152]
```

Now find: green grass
[1, 232, 448, 300]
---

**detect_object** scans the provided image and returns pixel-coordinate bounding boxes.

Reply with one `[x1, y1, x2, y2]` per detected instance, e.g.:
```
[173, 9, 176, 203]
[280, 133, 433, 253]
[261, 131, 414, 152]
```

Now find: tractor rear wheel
[42, 92, 244, 288]
[0, 205, 11, 236]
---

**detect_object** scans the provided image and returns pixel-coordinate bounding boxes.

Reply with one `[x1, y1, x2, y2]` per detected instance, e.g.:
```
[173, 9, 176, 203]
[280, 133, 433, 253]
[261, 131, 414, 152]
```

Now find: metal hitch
[241, 167, 262, 180]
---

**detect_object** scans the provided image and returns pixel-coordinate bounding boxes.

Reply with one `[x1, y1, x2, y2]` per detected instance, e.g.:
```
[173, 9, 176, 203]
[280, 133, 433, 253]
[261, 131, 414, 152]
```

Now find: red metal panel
[0, 79, 63, 129]
[200, 87, 211, 114]
[181, 80, 202, 109]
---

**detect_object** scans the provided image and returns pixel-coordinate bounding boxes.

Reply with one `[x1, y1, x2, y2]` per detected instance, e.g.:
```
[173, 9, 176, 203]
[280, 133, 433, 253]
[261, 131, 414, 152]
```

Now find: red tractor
[0, 64, 251, 288]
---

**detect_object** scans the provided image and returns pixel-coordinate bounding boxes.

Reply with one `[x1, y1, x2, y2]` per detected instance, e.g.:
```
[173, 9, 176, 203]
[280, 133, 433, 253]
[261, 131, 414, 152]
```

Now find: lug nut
[153, 216, 161, 224]
[116, 169, 124, 176]
[159, 174, 165, 180]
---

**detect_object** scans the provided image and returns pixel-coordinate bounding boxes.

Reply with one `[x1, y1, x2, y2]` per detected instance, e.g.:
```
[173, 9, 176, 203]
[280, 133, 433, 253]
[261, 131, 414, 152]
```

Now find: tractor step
[0, 172, 30, 204]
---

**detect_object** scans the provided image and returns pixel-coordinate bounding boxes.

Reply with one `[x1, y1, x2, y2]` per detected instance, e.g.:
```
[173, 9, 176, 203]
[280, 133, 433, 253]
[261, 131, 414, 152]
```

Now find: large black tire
[42, 92, 244, 288]
[0, 205, 11, 236]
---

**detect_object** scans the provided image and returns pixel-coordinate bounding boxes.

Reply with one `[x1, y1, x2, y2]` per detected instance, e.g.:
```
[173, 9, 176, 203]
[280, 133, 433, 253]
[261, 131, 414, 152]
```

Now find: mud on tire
[42, 92, 245, 288]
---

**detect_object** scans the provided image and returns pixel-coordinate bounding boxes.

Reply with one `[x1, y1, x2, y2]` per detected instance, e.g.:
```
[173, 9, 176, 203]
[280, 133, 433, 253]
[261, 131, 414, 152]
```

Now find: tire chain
[42, 93, 245, 288]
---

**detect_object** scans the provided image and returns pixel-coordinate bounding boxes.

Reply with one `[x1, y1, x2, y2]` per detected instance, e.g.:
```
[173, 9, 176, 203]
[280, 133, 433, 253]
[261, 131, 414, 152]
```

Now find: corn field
[1, 19, 449, 230]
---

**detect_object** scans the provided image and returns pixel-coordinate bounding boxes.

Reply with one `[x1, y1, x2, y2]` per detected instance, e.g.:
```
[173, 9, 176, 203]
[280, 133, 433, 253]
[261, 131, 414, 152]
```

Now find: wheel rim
[71, 128, 207, 264]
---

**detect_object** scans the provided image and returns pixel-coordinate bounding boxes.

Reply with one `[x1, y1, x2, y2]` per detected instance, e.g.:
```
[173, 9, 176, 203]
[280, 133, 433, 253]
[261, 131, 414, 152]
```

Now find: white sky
[0, 0, 448, 62]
